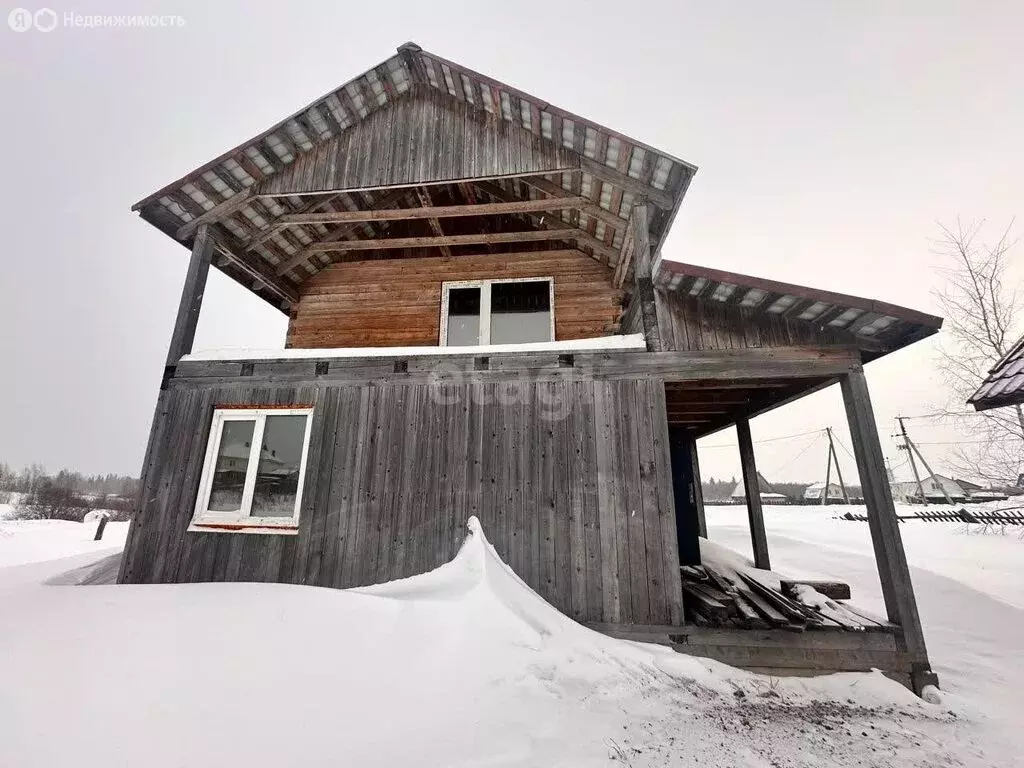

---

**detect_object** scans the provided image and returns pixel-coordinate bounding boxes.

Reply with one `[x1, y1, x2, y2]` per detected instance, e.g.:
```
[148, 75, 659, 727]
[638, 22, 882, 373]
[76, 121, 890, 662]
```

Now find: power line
[699, 428, 825, 450]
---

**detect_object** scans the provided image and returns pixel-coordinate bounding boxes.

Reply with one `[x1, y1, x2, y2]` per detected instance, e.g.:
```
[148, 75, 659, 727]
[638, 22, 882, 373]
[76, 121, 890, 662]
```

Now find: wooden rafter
[518, 176, 624, 230]
[176, 188, 254, 240]
[415, 187, 452, 259]
[239, 193, 345, 251]
[303, 228, 602, 254]
[471, 180, 618, 264]
[272, 187, 412, 276]
[270, 196, 591, 226]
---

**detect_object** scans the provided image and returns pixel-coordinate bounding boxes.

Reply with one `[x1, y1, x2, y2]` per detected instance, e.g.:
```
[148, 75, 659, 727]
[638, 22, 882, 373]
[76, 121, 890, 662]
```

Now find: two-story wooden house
[119, 44, 942, 694]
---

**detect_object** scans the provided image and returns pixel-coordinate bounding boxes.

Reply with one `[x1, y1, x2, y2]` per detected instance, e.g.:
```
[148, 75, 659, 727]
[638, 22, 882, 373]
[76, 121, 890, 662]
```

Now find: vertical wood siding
[286, 250, 624, 348]
[656, 290, 863, 351]
[120, 379, 683, 627]
[261, 86, 579, 197]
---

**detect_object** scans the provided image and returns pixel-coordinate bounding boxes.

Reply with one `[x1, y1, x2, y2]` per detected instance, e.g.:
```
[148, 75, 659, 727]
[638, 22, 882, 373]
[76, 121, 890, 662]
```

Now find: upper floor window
[190, 407, 314, 534]
[440, 278, 554, 346]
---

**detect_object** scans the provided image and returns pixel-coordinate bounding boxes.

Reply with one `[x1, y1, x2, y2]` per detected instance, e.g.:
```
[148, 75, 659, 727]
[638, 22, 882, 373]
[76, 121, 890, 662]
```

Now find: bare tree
[932, 219, 1024, 484]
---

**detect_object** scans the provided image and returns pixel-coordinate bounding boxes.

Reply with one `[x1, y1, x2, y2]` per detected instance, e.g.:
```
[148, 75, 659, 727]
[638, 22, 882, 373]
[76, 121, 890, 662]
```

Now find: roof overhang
[655, 258, 943, 361]
[968, 334, 1024, 411]
[133, 43, 697, 311]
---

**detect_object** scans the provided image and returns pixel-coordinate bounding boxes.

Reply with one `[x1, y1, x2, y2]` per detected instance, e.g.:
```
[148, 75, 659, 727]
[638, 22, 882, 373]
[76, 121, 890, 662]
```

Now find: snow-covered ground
[0, 506, 1020, 767]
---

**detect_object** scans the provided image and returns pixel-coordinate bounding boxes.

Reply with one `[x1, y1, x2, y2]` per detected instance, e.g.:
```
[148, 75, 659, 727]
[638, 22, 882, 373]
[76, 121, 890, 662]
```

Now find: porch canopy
[133, 43, 697, 310]
[654, 259, 943, 436]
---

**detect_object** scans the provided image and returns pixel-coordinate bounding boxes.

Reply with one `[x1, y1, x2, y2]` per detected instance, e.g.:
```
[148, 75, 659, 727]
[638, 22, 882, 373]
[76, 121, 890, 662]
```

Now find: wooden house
[969, 333, 1024, 410]
[119, 44, 943, 693]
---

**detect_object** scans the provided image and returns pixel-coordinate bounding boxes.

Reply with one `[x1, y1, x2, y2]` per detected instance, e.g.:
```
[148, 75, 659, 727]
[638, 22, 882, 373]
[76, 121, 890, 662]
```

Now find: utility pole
[897, 417, 927, 504]
[826, 427, 851, 504]
[896, 416, 955, 505]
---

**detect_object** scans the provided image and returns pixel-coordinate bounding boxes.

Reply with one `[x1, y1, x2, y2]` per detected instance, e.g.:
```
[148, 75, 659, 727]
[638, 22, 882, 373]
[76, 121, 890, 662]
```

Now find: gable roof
[133, 43, 697, 311]
[655, 258, 943, 359]
[969, 333, 1024, 411]
[731, 472, 776, 497]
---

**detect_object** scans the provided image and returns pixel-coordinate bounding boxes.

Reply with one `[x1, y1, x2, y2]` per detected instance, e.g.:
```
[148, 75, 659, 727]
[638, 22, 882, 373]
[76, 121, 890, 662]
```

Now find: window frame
[189, 406, 314, 535]
[439, 277, 555, 346]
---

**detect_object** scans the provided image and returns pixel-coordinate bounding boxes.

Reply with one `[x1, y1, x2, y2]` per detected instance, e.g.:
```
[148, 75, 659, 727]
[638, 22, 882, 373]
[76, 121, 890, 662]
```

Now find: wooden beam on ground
[840, 367, 935, 693]
[736, 417, 770, 570]
[415, 187, 452, 259]
[271, 196, 591, 226]
[176, 189, 254, 240]
[165, 224, 214, 367]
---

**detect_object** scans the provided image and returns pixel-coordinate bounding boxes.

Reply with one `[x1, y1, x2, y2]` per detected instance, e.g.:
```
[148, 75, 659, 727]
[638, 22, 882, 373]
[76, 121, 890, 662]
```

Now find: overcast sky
[1, 0, 1021, 485]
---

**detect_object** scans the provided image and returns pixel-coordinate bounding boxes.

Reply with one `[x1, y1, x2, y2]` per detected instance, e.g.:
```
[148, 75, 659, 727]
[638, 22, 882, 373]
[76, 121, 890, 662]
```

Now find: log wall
[286, 249, 623, 348]
[120, 375, 683, 627]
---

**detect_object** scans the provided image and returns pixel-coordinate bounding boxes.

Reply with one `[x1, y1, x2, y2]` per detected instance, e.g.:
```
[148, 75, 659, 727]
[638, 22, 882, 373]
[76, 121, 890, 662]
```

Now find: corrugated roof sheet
[969, 334, 1024, 410]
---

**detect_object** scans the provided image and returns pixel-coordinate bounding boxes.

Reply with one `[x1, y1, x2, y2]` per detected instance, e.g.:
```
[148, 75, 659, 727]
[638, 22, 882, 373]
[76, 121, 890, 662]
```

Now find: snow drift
[0, 516, 1004, 767]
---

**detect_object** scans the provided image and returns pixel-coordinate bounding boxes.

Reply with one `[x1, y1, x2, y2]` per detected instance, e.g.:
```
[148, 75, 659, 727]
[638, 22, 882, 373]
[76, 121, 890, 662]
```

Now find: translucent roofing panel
[605, 136, 621, 168]
[711, 283, 737, 302]
[461, 73, 475, 103]
[583, 127, 597, 159]
[520, 100, 531, 130]
[440, 63, 457, 96]
[767, 295, 797, 314]
[628, 147, 645, 179]
[798, 301, 831, 321]
[540, 111, 552, 140]
[829, 307, 862, 327]
[689, 277, 708, 296]
[739, 287, 767, 308]
[500, 91, 512, 121]
[651, 156, 672, 190]
[561, 118, 575, 149]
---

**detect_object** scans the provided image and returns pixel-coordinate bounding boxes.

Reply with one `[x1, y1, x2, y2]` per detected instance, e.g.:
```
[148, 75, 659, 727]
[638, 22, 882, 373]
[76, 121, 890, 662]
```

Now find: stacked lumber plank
[680, 565, 886, 632]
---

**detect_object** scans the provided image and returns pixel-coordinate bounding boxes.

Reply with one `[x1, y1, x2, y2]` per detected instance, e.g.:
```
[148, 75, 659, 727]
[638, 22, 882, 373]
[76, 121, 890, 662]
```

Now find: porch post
[689, 434, 708, 538]
[165, 223, 215, 368]
[736, 417, 770, 569]
[630, 203, 663, 352]
[118, 224, 214, 584]
[840, 367, 937, 693]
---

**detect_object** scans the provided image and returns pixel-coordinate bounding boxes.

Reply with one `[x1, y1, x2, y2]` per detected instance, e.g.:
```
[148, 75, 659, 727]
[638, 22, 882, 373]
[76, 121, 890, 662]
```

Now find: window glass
[446, 286, 481, 346]
[251, 415, 307, 517]
[490, 281, 551, 344]
[208, 420, 256, 512]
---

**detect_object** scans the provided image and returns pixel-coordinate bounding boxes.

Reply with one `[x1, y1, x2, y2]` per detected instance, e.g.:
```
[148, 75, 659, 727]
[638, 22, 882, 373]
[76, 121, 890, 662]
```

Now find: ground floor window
[440, 277, 554, 346]
[190, 407, 313, 533]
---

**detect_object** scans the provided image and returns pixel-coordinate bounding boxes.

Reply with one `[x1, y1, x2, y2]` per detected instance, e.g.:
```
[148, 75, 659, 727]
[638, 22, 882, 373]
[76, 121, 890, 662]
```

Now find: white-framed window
[190, 407, 314, 534]
[440, 277, 555, 346]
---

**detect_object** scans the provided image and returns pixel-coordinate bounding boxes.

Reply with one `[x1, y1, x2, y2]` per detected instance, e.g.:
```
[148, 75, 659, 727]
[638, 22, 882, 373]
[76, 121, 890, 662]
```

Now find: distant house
[803, 481, 846, 502]
[730, 473, 789, 505]
[969, 334, 1024, 411]
[891, 474, 967, 504]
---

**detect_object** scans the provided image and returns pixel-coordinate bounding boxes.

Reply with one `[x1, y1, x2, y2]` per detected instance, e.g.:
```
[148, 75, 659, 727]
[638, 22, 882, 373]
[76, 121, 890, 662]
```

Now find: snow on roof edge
[182, 334, 647, 363]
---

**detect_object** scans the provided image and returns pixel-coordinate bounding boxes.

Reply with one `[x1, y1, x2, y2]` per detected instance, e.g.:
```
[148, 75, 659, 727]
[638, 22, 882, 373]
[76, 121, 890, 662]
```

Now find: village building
[729, 472, 789, 505]
[891, 474, 968, 505]
[119, 44, 943, 693]
[803, 481, 847, 503]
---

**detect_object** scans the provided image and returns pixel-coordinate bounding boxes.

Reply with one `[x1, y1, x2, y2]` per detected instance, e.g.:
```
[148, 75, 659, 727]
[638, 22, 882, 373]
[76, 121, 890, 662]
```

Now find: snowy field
[0, 505, 1020, 767]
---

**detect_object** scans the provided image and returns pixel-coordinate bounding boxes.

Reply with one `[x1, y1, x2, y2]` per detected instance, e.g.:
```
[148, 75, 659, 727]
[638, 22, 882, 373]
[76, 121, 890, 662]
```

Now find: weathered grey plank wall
[120, 378, 684, 627]
[655, 290, 865, 351]
[261, 86, 579, 197]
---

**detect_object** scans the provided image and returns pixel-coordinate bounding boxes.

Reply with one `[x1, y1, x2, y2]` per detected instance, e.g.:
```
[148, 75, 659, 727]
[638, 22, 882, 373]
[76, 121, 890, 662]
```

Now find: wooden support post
[93, 515, 109, 541]
[689, 434, 707, 539]
[736, 417, 770, 570]
[841, 368, 937, 694]
[630, 203, 663, 352]
[165, 224, 214, 369]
